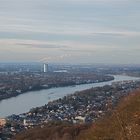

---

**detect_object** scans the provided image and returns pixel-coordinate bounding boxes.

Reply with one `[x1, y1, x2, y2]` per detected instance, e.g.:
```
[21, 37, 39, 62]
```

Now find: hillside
[76, 90, 140, 140]
[13, 90, 140, 140]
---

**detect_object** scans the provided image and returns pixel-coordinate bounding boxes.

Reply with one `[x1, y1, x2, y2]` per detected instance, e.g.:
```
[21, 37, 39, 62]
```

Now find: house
[0, 119, 6, 127]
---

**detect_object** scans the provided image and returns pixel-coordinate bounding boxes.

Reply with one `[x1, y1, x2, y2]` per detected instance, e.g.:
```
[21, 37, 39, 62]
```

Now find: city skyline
[0, 0, 140, 64]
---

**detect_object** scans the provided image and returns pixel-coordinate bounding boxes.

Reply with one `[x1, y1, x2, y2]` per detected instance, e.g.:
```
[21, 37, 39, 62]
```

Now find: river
[0, 75, 139, 118]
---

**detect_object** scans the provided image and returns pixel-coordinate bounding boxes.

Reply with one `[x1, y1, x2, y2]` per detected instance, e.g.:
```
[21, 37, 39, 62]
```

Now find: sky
[0, 0, 140, 64]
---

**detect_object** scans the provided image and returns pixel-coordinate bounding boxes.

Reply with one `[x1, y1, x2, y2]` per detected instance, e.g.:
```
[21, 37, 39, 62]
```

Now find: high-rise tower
[43, 63, 48, 73]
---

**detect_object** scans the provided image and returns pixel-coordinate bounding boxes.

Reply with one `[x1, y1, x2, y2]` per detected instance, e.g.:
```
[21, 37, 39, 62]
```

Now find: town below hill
[12, 87, 140, 140]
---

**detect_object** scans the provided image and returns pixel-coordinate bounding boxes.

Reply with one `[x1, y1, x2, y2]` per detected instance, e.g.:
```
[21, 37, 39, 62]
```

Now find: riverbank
[1, 80, 140, 140]
[0, 75, 139, 118]
[1, 75, 139, 118]
[0, 73, 114, 101]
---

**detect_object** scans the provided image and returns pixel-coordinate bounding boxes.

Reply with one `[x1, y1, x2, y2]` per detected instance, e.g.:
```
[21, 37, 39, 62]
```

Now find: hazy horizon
[0, 0, 140, 64]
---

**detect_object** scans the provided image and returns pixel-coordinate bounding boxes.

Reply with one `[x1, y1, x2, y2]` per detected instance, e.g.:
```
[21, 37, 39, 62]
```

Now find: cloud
[0, 0, 139, 64]
[0, 39, 67, 49]
[91, 31, 140, 37]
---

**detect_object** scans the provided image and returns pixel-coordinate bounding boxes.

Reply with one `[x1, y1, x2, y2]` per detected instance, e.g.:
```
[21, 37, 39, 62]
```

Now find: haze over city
[0, 0, 140, 64]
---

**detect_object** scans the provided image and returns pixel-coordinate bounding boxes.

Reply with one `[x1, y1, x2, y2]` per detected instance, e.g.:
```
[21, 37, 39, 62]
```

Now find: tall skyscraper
[43, 63, 48, 73]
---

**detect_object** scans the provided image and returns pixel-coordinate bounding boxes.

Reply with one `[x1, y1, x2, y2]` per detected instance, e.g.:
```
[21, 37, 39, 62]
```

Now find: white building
[43, 63, 48, 73]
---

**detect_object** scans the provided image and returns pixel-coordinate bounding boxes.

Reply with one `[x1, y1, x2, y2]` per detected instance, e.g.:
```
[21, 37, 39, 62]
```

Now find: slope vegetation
[77, 90, 140, 140]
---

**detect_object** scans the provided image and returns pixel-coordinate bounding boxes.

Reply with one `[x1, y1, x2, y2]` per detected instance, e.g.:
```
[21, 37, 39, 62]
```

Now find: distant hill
[13, 90, 140, 140]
